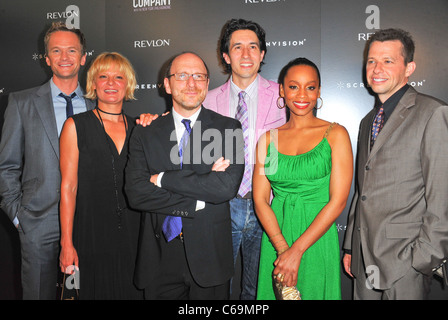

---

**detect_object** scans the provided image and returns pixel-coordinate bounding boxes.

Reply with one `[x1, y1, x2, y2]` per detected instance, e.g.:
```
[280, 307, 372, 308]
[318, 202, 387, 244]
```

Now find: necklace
[96, 106, 123, 115]
[95, 107, 128, 230]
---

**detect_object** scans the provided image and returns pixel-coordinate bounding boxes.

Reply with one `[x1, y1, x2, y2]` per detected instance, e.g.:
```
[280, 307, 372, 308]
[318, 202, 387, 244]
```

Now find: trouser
[18, 213, 60, 300]
[147, 235, 230, 300]
[354, 260, 432, 300]
[229, 197, 263, 300]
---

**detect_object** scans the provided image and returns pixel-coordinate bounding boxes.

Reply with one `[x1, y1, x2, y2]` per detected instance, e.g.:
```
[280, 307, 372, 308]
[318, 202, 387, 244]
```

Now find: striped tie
[235, 91, 251, 197]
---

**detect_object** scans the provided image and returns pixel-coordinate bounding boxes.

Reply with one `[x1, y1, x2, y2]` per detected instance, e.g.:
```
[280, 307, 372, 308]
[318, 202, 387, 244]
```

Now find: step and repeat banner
[0, 0, 447, 299]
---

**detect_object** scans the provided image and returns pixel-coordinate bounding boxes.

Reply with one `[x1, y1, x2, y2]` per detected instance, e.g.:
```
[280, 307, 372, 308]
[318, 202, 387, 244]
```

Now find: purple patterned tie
[235, 91, 251, 197]
[370, 106, 384, 150]
[162, 119, 191, 242]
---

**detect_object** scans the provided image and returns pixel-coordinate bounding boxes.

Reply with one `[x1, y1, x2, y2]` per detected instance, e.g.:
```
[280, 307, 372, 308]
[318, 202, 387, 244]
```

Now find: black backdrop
[0, 0, 447, 300]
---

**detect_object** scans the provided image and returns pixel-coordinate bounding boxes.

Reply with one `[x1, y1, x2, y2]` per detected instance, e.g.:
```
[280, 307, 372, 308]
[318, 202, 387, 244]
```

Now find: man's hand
[212, 157, 230, 172]
[150, 173, 158, 185]
[343, 253, 353, 277]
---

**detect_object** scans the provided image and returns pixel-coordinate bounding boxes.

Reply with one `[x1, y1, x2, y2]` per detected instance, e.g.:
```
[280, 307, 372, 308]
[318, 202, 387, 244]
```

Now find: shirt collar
[230, 74, 259, 100]
[172, 106, 202, 128]
[50, 77, 83, 100]
[378, 84, 410, 119]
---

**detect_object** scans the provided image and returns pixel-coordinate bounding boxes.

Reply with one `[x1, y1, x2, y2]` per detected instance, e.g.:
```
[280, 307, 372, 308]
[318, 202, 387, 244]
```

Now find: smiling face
[45, 31, 86, 82]
[222, 29, 265, 88]
[92, 62, 127, 107]
[164, 53, 209, 116]
[280, 64, 321, 118]
[366, 40, 416, 103]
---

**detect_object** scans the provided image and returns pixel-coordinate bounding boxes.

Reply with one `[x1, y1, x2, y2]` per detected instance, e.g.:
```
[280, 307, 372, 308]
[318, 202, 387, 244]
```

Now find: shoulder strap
[323, 122, 337, 138]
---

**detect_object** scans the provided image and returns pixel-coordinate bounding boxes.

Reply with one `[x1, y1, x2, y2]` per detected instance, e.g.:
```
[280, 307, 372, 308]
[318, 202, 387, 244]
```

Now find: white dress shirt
[156, 107, 204, 210]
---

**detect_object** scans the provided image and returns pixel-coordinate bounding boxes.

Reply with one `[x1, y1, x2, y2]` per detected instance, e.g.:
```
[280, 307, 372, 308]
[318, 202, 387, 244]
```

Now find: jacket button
[361, 195, 367, 201]
[365, 165, 370, 170]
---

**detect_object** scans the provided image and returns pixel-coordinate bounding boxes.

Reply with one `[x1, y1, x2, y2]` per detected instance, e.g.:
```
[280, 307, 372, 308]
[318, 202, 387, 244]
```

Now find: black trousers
[145, 236, 230, 300]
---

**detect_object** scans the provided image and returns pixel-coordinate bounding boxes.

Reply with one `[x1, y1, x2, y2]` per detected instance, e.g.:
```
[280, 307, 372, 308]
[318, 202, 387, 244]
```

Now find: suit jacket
[343, 87, 448, 289]
[203, 75, 286, 159]
[125, 107, 244, 291]
[0, 81, 94, 234]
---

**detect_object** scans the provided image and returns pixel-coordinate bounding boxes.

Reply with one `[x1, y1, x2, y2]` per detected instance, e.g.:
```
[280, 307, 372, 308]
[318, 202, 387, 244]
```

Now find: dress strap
[323, 122, 337, 138]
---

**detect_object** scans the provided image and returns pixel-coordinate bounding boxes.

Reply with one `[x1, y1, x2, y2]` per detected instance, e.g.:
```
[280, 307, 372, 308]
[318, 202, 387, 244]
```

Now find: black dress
[72, 110, 143, 299]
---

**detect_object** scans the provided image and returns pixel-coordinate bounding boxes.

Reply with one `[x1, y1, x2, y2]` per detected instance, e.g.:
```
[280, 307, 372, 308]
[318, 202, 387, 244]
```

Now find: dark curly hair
[219, 18, 267, 74]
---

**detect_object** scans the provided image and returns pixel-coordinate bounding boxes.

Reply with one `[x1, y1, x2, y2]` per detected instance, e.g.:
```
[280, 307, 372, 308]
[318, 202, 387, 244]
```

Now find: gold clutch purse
[273, 275, 301, 300]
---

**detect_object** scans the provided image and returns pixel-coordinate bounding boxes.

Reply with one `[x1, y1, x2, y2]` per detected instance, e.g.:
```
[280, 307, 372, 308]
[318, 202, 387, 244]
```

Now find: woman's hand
[59, 244, 79, 274]
[136, 111, 170, 127]
[273, 246, 303, 287]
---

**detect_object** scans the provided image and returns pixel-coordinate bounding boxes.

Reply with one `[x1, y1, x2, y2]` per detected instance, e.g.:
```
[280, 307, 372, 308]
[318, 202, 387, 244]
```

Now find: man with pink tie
[203, 18, 287, 300]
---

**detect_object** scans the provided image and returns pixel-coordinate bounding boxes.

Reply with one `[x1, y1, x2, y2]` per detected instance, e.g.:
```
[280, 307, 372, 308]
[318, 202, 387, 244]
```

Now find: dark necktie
[59, 92, 76, 118]
[162, 119, 192, 242]
[370, 106, 384, 150]
[235, 91, 251, 197]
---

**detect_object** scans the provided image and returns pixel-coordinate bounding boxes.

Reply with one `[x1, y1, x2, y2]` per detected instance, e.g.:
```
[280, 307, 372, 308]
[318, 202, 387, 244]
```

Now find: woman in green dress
[253, 58, 353, 300]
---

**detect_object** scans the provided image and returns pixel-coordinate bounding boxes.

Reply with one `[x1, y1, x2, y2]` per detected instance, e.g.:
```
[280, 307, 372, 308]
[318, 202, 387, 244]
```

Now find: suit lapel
[34, 82, 60, 158]
[85, 97, 95, 110]
[159, 113, 180, 170]
[368, 88, 416, 159]
[256, 76, 274, 134]
[216, 81, 230, 117]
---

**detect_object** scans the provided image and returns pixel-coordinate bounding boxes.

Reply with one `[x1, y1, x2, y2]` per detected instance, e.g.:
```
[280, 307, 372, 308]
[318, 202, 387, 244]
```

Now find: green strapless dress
[256, 134, 341, 300]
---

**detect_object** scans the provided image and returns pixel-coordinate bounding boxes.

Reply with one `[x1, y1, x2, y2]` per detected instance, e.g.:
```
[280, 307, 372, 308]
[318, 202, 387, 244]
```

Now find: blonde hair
[85, 52, 137, 101]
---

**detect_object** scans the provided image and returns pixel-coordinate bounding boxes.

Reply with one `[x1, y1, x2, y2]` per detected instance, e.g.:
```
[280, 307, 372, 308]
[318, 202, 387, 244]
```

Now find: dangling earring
[316, 97, 323, 110]
[277, 96, 286, 109]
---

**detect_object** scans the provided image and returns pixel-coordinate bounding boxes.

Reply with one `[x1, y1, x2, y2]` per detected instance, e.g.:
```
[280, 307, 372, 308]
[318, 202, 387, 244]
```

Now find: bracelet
[276, 246, 289, 256]
[269, 232, 283, 242]
[270, 239, 286, 247]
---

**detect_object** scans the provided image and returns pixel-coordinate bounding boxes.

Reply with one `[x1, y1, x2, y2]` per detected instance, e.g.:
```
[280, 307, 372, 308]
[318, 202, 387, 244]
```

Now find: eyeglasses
[168, 73, 208, 81]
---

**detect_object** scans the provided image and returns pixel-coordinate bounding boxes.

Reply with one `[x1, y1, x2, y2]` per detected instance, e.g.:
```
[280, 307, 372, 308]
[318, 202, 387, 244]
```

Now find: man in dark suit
[0, 22, 94, 299]
[125, 52, 244, 299]
[343, 28, 448, 299]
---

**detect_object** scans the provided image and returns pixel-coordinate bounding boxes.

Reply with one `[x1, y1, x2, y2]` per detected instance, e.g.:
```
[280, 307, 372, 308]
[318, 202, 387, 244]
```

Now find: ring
[276, 273, 284, 282]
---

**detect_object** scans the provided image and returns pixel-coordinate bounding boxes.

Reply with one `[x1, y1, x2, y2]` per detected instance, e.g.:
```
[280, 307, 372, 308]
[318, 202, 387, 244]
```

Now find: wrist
[290, 241, 306, 256]
[276, 245, 289, 256]
[60, 236, 73, 248]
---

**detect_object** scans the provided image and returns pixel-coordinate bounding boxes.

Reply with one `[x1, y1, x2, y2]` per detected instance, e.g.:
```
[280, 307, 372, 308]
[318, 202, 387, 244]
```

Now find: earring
[316, 97, 323, 110]
[277, 96, 286, 109]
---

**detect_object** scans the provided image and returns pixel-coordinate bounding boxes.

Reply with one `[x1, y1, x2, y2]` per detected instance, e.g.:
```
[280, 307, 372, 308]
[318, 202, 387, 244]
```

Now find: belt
[236, 191, 252, 199]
